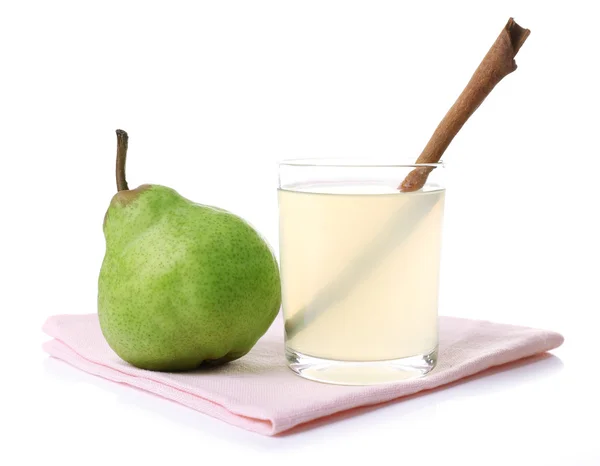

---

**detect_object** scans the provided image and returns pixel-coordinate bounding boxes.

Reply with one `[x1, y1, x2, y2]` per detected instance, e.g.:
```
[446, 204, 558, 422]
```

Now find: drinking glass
[278, 158, 445, 385]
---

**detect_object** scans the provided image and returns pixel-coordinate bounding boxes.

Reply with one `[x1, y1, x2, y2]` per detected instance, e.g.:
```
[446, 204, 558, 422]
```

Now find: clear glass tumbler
[278, 158, 445, 385]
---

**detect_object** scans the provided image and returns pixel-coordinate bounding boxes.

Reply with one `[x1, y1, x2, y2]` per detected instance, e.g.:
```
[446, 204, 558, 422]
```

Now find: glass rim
[278, 158, 445, 168]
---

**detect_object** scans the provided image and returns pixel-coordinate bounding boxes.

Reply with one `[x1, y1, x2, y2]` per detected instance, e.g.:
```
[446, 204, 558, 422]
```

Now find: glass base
[285, 347, 438, 386]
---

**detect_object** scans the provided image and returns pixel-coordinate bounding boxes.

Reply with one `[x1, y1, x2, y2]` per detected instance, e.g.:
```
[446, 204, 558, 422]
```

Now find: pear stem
[116, 129, 129, 192]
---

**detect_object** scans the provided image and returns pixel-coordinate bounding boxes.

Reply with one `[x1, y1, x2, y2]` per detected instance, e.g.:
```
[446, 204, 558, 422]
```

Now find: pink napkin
[42, 314, 563, 435]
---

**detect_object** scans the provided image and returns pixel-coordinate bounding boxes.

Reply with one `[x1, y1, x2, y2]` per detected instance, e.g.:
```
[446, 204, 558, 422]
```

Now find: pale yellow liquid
[279, 182, 445, 362]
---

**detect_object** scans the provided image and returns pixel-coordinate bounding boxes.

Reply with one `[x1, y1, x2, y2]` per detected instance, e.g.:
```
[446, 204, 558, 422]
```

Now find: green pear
[98, 130, 281, 371]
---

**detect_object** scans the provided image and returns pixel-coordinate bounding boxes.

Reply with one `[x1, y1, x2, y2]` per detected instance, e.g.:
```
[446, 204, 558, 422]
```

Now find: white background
[2, 1, 599, 465]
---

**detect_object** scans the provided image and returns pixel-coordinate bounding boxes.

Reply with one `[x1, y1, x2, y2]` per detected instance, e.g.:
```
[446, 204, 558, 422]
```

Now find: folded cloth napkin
[42, 314, 563, 436]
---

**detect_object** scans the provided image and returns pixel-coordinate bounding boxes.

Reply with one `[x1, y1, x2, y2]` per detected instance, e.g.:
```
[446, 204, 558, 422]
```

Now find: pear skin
[98, 130, 281, 371]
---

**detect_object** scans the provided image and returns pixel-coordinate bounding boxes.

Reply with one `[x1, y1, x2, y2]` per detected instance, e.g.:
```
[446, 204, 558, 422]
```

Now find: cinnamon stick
[399, 18, 530, 192]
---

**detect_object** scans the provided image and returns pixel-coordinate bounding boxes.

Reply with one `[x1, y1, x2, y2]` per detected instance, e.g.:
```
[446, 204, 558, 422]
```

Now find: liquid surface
[279, 182, 445, 361]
